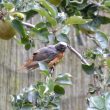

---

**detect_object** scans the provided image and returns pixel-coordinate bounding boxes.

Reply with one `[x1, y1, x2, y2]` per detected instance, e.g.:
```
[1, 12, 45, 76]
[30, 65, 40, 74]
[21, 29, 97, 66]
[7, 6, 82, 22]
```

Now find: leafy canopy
[1, 0, 110, 110]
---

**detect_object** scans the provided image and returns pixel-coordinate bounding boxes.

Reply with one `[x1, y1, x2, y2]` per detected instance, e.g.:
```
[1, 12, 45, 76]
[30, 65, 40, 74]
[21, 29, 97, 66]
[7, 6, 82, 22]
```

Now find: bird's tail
[20, 58, 39, 70]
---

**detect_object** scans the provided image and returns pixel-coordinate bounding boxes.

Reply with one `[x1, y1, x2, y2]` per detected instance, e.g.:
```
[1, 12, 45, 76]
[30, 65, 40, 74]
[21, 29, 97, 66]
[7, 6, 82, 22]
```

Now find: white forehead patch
[59, 42, 67, 47]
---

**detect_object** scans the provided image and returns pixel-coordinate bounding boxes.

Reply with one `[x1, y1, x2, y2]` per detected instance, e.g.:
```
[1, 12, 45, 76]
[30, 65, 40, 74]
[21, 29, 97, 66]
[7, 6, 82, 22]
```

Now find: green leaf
[32, 26, 49, 42]
[36, 8, 57, 26]
[23, 7, 57, 26]
[106, 59, 110, 68]
[84, 50, 97, 59]
[48, 0, 62, 6]
[61, 25, 70, 35]
[88, 96, 105, 109]
[65, 16, 92, 25]
[35, 22, 47, 29]
[40, 70, 50, 76]
[82, 63, 95, 75]
[79, 23, 96, 34]
[34, 27, 49, 37]
[28, 91, 38, 104]
[39, 85, 45, 96]
[25, 43, 31, 50]
[57, 33, 70, 43]
[97, 16, 110, 24]
[104, 1, 110, 7]
[54, 85, 65, 95]
[47, 78, 55, 92]
[95, 31, 108, 49]
[55, 73, 72, 85]
[4, 2, 14, 11]
[21, 37, 29, 44]
[105, 93, 110, 110]
[23, 9, 38, 20]
[39, 0, 58, 18]
[61, 0, 69, 7]
[11, 19, 26, 37]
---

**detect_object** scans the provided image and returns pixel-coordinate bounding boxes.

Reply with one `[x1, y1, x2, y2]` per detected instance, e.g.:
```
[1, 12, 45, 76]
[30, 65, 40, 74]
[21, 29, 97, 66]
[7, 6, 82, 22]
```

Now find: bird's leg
[49, 64, 55, 75]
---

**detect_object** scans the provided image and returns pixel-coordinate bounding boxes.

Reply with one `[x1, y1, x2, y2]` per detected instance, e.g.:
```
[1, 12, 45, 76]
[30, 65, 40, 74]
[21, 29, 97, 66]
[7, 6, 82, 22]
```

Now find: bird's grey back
[33, 45, 58, 62]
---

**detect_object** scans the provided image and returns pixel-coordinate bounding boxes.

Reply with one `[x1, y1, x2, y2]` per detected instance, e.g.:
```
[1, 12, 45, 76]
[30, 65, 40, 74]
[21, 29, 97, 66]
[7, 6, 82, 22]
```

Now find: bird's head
[55, 42, 67, 52]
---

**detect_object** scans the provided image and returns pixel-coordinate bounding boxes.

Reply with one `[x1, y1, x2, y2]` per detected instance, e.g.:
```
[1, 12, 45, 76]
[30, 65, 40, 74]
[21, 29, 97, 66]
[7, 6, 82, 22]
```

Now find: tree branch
[22, 21, 89, 65]
[67, 45, 89, 65]
[22, 22, 35, 28]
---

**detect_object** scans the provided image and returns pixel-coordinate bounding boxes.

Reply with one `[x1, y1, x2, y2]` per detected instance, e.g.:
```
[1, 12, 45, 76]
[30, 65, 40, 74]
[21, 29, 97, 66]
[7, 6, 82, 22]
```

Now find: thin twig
[22, 22, 35, 28]
[67, 45, 89, 65]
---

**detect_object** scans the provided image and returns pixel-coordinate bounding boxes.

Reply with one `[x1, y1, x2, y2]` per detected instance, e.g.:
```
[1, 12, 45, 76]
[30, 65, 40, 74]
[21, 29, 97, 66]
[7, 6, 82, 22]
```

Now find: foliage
[11, 73, 72, 110]
[1, 0, 110, 109]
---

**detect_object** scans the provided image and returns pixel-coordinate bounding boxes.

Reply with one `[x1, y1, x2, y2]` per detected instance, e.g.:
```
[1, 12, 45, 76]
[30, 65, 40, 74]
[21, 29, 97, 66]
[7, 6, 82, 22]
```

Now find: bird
[22, 42, 67, 71]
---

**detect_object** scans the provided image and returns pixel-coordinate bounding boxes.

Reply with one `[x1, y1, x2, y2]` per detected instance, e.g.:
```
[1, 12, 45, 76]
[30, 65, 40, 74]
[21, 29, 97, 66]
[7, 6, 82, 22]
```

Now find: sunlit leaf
[24, 8, 57, 26]
[65, 16, 92, 25]
[104, 1, 110, 7]
[11, 12, 25, 20]
[36, 8, 57, 26]
[39, 0, 58, 18]
[4, 2, 14, 11]
[49, 0, 62, 6]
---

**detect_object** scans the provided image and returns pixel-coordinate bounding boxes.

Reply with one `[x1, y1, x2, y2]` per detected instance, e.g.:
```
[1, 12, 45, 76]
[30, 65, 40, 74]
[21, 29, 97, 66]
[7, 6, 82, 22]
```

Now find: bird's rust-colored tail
[21, 58, 38, 70]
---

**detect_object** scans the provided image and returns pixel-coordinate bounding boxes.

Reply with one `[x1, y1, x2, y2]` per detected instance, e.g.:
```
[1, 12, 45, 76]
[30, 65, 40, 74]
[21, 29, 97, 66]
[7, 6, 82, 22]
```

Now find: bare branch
[22, 22, 35, 28]
[67, 45, 89, 65]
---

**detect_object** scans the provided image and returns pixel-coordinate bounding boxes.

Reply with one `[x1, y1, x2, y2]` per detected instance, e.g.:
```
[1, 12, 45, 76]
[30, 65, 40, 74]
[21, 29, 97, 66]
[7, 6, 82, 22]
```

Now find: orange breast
[48, 52, 64, 67]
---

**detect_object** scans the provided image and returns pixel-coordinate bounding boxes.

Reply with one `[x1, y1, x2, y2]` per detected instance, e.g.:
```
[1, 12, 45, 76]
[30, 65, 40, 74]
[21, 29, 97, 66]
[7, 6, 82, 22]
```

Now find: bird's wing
[32, 46, 57, 62]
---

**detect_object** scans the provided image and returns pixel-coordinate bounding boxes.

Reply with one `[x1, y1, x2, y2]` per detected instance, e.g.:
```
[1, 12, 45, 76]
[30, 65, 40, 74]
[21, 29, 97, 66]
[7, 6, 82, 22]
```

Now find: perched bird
[22, 42, 67, 71]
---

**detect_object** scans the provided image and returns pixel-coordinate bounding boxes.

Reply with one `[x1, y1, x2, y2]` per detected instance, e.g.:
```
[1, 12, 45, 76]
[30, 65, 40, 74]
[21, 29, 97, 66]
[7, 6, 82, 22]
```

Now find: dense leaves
[11, 73, 72, 110]
[87, 93, 110, 110]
